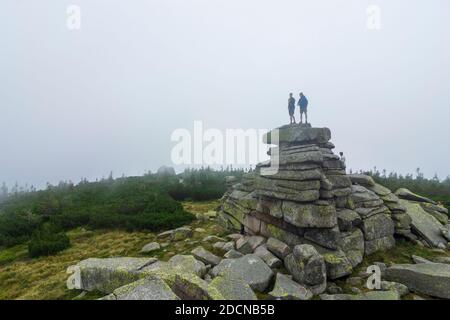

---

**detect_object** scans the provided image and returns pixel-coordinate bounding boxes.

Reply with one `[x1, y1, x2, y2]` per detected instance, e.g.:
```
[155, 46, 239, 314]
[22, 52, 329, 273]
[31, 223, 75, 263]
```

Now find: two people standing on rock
[288, 92, 308, 124]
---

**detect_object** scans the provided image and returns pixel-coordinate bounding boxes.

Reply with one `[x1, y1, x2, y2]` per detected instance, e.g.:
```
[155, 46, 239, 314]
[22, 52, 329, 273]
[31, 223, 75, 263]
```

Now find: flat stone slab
[347, 174, 375, 187]
[385, 263, 450, 299]
[211, 254, 274, 292]
[395, 188, 436, 204]
[112, 276, 179, 300]
[209, 274, 257, 300]
[191, 246, 222, 266]
[320, 290, 400, 300]
[67, 257, 158, 293]
[268, 273, 313, 300]
[266, 237, 291, 260]
[400, 199, 446, 247]
[254, 246, 282, 268]
[236, 236, 266, 254]
[263, 126, 331, 145]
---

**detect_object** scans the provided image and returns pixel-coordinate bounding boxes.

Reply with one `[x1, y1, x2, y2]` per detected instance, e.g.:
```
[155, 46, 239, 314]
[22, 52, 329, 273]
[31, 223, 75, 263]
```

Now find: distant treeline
[356, 167, 450, 209]
[0, 167, 246, 253]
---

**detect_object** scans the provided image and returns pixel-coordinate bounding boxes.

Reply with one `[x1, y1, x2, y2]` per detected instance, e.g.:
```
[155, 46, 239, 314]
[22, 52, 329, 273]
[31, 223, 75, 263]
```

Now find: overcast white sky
[1, 0, 449, 188]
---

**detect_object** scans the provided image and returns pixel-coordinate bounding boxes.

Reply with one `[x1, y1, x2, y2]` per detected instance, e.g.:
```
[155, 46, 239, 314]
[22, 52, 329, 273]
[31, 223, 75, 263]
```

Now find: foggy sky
[1, 0, 450, 189]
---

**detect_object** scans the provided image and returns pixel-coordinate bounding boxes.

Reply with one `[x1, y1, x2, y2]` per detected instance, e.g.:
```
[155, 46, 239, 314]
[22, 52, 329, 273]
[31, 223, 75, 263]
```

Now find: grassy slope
[0, 201, 221, 300]
[0, 199, 448, 300]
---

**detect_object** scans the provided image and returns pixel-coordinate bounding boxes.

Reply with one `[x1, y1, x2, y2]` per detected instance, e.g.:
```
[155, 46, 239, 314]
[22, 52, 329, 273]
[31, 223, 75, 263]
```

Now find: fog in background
[1, 0, 449, 189]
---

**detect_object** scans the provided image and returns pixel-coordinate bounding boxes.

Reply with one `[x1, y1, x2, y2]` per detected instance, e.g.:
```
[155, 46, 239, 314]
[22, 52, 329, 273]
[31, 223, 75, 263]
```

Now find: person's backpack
[299, 96, 308, 107]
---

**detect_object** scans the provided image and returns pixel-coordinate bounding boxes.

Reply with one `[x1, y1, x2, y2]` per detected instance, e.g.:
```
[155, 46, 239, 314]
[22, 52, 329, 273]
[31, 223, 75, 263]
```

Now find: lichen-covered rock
[340, 229, 365, 267]
[260, 223, 303, 247]
[263, 126, 331, 145]
[258, 188, 320, 203]
[268, 273, 313, 300]
[226, 234, 243, 242]
[266, 237, 291, 260]
[395, 188, 436, 204]
[350, 185, 380, 205]
[140, 242, 160, 254]
[321, 250, 353, 279]
[385, 263, 450, 299]
[157, 230, 173, 240]
[304, 226, 341, 250]
[364, 236, 395, 255]
[320, 291, 400, 300]
[282, 202, 337, 228]
[284, 245, 327, 291]
[211, 255, 274, 292]
[191, 247, 221, 266]
[222, 241, 235, 252]
[380, 281, 409, 297]
[209, 274, 257, 300]
[353, 290, 400, 300]
[255, 177, 321, 193]
[167, 255, 207, 278]
[400, 199, 447, 248]
[112, 276, 179, 300]
[224, 249, 244, 259]
[347, 174, 375, 187]
[367, 183, 392, 197]
[171, 227, 193, 241]
[326, 282, 343, 294]
[319, 293, 353, 300]
[152, 271, 224, 300]
[203, 235, 227, 243]
[337, 209, 361, 232]
[411, 255, 432, 264]
[254, 245, 282, 268]
[417, 202, 449, 225]
[361, 214, 395, 241]
[66, 257, 158, 293]
[236, 236, 265, 254]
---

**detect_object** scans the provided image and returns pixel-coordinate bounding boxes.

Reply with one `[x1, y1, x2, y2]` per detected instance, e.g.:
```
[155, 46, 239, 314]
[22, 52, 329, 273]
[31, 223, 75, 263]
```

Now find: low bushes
[28, 224, 71, 258]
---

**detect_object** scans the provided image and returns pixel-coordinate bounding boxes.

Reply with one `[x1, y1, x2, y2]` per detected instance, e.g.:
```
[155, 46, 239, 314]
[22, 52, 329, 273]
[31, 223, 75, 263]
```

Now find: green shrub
[0, 167, 244, 247]
[28, 223, 71, 258]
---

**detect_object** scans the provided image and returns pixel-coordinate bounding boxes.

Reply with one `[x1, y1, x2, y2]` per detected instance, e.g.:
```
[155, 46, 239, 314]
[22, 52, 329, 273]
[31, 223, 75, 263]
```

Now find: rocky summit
[218, 123, 449, 290]
[64, 123, 449, 300]
[218, 124, 397, 280]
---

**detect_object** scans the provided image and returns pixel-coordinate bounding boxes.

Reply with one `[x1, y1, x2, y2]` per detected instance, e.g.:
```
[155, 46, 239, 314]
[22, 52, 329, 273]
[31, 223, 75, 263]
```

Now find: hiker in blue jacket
[298, 92, 309, 124]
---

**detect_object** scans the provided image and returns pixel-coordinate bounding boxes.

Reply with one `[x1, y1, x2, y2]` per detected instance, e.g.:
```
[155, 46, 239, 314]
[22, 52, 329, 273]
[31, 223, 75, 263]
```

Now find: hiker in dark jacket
[298, 92, 308, 124]
[288, 93, 296, 124]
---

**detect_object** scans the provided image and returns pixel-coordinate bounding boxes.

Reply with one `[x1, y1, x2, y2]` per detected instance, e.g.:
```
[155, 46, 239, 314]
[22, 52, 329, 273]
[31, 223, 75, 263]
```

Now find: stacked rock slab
[347, 174, 415, 243]
[218, 124, 396, 279]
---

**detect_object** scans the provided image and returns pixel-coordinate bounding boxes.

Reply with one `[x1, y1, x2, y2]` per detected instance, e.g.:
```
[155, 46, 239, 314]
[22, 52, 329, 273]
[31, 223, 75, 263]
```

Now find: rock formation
[65, 123, 449, 300]
[219, 124, 395, 280]
[218, 123, 449, 284]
